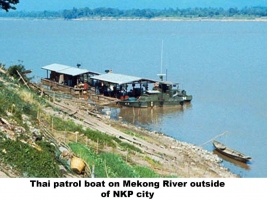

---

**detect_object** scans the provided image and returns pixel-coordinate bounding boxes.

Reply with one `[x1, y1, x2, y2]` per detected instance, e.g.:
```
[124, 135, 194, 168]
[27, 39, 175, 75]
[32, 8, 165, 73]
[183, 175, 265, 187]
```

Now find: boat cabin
[91, 73, 157, 100]
[41, 63, 101, 90]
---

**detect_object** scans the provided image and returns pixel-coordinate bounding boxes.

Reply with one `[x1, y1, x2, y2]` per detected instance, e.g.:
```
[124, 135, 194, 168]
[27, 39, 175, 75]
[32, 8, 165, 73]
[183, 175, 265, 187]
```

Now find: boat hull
[183, 95, 193, 102]
[213, 141, 251, 163]
[118, 99, 184, 108]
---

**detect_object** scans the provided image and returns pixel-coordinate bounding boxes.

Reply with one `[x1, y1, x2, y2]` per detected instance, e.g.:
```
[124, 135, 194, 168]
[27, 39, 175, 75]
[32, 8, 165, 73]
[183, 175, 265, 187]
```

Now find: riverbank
[0, 66, 237, 178]
[0, 74, 238, 178]
[108, 118, 238, 178]
[44, 97, 238, 178]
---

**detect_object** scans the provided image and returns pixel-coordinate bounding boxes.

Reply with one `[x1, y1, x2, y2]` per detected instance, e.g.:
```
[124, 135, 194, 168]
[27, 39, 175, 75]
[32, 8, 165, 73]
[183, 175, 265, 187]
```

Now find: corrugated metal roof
[41, 63, 100, 76]
[41, 63, 70, 71]
[58, 68, 89, 76]
[92, 73, 156, 85]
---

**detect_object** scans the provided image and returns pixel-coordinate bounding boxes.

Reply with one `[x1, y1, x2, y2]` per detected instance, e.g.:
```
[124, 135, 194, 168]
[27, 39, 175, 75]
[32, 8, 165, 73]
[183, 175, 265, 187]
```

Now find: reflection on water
[111, 103, 192, 128]
[213, 150, 251, 171]
[116, 104, 192, 126]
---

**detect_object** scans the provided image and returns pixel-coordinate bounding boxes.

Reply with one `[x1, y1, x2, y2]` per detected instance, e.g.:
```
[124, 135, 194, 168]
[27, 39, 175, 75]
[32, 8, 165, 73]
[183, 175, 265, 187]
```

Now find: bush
[7, 64, 32, 82]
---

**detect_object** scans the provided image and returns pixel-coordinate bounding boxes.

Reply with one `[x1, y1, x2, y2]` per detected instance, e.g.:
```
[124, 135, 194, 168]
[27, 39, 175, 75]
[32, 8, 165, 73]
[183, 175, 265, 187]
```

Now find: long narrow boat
[213, 140, 251, 163]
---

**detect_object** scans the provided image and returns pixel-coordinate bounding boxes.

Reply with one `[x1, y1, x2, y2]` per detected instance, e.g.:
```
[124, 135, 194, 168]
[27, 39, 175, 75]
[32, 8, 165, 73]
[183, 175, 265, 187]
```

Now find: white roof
[41, 63, 70, 71]
[41, 63, 94, 76]
[92, 73, 156, 85]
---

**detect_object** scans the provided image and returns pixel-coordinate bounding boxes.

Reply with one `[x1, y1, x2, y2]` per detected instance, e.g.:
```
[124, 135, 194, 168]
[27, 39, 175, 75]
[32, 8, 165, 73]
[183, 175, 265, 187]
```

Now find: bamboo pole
[199, 131, 228, 147]
[16, 70, 30, 89]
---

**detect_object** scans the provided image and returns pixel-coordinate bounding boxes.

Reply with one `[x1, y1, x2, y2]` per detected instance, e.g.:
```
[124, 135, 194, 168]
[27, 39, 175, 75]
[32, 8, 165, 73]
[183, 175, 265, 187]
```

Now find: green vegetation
[52, 116, 143, 152]
[133, 166, 160, 178]
[0, 76, 44, 126]
[0, 133, 61, 177]
[0, 63, 164, 178]
[0, 0, 19, 12]
[6, 63, 32, 83]
[52, 116, 117, 148]
[1, 6, 267, 19]
[0, 87, 36, 125]
[70, 143, 159, 178]
[113, 136, 142, 153]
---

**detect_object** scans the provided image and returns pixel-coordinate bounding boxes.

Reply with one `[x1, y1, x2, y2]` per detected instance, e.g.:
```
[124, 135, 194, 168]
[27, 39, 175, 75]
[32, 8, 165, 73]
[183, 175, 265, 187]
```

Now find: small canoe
[213, 140, 251, 163]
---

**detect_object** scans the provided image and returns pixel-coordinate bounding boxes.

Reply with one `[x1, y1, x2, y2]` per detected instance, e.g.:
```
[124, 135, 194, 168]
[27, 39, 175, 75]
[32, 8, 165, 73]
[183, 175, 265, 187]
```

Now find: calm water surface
[1, 19, 267, 177]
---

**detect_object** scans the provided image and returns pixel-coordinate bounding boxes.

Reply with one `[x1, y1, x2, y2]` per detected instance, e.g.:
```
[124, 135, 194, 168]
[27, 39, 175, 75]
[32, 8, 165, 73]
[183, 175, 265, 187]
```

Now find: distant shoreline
[1, 16, 267, 22]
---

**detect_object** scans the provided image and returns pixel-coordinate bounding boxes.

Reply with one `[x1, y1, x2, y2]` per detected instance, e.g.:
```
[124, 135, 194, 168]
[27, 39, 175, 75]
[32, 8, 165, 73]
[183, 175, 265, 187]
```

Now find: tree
[0, 0, 19, 12]
[7, 63, 32, 83]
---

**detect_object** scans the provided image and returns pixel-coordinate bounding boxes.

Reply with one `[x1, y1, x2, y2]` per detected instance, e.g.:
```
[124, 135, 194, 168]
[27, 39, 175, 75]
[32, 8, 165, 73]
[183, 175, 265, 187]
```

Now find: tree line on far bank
[1, 6, 267, 19]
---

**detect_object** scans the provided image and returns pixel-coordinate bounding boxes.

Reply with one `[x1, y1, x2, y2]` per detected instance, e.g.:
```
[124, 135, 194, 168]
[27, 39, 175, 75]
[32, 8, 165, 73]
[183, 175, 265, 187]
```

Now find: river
[1, 19, 267, 177]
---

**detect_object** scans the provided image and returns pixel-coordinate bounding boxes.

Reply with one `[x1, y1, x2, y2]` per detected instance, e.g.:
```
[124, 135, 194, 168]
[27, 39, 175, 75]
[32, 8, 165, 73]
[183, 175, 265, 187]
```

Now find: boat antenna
[157, 40, 166, 81]
[161, 40, 163, 74]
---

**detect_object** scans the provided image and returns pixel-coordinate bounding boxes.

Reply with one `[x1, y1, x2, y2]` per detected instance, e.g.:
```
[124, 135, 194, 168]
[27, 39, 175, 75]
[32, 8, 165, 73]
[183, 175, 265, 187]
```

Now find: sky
[15, 0, 267, 11]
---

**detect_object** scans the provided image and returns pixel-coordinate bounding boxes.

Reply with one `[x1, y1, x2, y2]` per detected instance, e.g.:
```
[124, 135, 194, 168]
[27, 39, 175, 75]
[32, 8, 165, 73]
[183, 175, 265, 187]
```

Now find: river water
[1, 19, 267, 177]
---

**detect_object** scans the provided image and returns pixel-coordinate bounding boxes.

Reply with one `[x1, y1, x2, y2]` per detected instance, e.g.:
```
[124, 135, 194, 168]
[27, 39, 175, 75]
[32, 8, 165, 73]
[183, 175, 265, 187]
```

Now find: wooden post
[37, 107, 40, 126]
[75, 132, 78, 143]
[104, 160, 109, 178]
[38, 108, 41, 127]
[53, 91, 55, 102]
[16, 70, 30, 89]
[51, 117, 53, 133]
[40, 87, 44, 97]
[64, 129, 66, 143]
[126, 148, 128, 163]
[97, 138, 99, 154]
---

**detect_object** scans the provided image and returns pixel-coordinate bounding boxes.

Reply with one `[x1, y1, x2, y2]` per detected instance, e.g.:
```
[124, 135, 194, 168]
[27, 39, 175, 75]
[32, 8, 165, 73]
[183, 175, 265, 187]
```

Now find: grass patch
[99, 152, 138, 178]
[133, 166, 160, 178]
[0, 133, 61, 177]
[52, 116, 117, 148]
[123, 130, 145, 140]
[69, 143, 116, 178]
[144, 156, 162, 168]
[113, 137, 142, 153]
[69, 143, 159, 178]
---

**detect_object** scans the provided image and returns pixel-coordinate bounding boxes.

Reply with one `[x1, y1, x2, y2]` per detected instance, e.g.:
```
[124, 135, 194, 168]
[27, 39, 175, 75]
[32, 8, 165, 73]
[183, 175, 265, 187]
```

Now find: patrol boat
[118, 80, 192, 108]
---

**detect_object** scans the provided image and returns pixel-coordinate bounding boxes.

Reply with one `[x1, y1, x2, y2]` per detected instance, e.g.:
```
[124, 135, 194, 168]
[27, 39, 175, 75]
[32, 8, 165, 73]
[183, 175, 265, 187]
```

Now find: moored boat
[213, 140, 251, 163]
[118, 81, 192, 108]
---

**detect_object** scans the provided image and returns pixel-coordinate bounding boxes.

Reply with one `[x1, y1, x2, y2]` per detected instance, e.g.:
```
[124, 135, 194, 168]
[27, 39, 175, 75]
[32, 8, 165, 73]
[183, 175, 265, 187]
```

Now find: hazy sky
[15, 0, 267, 11]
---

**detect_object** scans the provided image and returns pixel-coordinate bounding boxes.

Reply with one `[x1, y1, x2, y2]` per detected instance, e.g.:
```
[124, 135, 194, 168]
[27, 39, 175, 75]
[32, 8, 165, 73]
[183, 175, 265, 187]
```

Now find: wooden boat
[213, 140, 251, 163]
